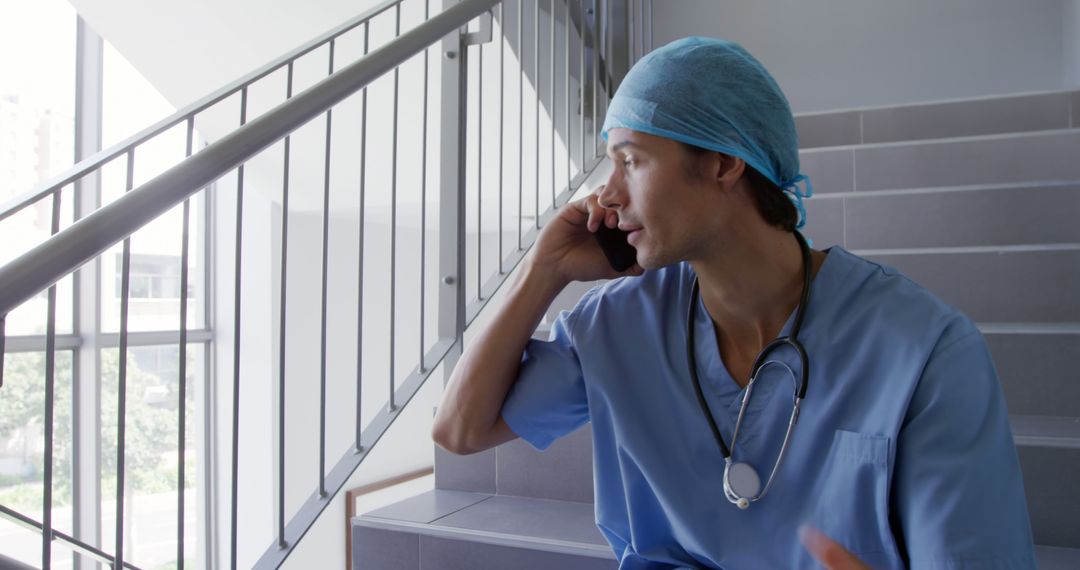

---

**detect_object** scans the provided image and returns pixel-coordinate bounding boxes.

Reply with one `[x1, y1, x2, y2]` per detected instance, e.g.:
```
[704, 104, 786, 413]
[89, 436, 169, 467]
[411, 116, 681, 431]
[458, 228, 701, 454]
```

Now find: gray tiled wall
[798, 148, 854, 194]
[419, 536, 617, 570]
[435, 447, 497, 494]
[496, 425, 594, 502]
[986, 333, 1080, 417]
[866, 250, 1080, 323]
[795, 90, 1077, 148]
[860, 92, 1072, 144]
[1072, 91, 1080, 128]
[854, 131, 1080, 192]
[843, 184, 1080, 249]
[353, 526, 420, 570]
[795, 111, 861, 148]
[1019, 447, 1080, 549]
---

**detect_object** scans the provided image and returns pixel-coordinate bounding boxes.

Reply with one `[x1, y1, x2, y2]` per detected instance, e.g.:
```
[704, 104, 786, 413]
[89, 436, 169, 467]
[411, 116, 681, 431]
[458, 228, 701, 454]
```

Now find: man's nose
[596, 177, 625, 210]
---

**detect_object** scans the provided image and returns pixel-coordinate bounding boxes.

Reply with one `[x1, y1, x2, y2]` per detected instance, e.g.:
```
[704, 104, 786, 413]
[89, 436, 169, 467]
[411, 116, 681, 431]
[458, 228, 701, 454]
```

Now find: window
[0, 4, 212, 568]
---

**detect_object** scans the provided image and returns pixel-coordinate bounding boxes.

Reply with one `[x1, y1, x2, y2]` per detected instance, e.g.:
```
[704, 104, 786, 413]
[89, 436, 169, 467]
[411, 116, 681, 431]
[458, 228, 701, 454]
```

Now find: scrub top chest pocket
[810, 430, 902, 565]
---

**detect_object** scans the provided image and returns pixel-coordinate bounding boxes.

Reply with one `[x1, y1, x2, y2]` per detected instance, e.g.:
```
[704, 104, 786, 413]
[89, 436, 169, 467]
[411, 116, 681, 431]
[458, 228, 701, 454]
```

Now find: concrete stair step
[352, 490, 615, 569]
[1036, 545, 1080, 570]
[1012, 415, 1080, 449]
[351, 490, 1079, 569]
[795, 89, 1080, 149]
[800, 129, 1080, 195]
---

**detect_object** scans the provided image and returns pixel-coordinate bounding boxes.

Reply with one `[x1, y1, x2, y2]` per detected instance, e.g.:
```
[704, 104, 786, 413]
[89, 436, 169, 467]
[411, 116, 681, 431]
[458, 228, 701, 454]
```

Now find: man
[432, 37, 1035, 568]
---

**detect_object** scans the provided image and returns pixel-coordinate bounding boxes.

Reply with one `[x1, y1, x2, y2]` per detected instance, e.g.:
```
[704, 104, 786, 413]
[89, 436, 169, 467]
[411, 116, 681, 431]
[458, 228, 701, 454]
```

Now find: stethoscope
[686, 231, 811, 510]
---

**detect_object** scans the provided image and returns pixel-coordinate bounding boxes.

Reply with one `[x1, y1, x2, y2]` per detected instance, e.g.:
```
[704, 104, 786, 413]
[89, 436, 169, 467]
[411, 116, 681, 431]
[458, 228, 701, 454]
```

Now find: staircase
[352, 89, 1080, 568]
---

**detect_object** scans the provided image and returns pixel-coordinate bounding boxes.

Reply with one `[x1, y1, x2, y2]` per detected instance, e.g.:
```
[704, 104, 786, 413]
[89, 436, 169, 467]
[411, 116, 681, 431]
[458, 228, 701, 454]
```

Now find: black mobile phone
[594, 224, 638, 272]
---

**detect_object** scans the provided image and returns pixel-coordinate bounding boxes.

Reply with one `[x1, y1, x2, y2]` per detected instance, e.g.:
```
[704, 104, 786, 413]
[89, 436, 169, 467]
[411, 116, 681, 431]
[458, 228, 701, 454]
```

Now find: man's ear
[714, 153, 746, 189]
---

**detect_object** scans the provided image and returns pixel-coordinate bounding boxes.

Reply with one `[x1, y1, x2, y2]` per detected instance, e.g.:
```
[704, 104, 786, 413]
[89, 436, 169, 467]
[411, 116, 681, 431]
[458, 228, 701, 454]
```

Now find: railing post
[438, 1, 468, 388]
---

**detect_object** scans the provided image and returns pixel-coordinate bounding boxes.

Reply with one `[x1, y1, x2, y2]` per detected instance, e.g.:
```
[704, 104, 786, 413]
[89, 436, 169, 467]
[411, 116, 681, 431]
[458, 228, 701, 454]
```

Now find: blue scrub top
[501, 247, 1035, 569]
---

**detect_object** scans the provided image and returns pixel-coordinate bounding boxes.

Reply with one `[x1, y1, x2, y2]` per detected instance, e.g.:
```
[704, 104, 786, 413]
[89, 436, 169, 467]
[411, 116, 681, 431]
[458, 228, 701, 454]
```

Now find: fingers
[583, 186, 617, 233]
[799, 526, 871, 570]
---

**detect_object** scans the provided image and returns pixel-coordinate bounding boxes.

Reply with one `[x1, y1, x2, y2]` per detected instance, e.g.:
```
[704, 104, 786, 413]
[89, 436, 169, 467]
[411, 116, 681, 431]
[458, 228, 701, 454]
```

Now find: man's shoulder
[581, 262, 691, 311]
[827, 247, 978, 346]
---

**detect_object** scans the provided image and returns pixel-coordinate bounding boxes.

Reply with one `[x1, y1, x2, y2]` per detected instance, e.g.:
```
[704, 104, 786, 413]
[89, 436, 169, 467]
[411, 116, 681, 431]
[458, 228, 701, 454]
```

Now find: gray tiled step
[815, 182, 1080, 250]
[987, 332, 1080, 417]
[1018, 446, 1080, 549]
[795, 89, 1079, 149]
[1011, 415, 1080, 449]
[863, 249, 1080, 324]
[353, 491, 615, 569]
[1035, 545, 1080, 570]
[354, 490, 1075, 568]
[799, 129, 1080, 194]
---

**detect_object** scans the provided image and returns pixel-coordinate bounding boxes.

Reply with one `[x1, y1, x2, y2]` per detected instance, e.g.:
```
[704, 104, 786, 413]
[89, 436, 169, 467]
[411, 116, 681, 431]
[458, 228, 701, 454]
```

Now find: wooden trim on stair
[345, 466, 435, 569]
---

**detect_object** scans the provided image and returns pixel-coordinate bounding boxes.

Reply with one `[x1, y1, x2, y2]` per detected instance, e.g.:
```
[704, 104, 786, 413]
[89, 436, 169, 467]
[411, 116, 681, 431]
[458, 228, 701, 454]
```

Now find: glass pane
[0, 0, 76, 196]
[99, 41, 208, 333]
[0, 350, 75, 568]
[100, 194, 207, 333]
[100, 343, 203, 569]
[0, 0, 77, 336]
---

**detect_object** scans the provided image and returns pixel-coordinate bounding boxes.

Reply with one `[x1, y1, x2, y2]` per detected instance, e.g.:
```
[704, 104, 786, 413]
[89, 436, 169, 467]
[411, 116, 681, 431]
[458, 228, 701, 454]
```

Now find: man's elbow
[432, 416, 513, 455]
[431, 421, 480, 456]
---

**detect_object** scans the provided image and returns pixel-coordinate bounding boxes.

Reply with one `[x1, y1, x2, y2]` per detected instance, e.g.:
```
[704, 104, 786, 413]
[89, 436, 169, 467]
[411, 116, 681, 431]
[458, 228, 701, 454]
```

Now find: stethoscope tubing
[686, 231, 813, 506]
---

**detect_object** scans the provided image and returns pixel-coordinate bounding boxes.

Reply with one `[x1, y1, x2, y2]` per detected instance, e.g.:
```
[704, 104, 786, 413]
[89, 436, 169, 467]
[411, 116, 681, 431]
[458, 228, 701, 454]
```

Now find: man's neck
[690, 228, 825, 383]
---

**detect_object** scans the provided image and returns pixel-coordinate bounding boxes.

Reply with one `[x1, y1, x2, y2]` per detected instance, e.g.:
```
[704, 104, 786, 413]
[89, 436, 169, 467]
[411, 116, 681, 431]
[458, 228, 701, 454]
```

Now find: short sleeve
[500, 289, 596, 451]
[892, 319, 1036, 568]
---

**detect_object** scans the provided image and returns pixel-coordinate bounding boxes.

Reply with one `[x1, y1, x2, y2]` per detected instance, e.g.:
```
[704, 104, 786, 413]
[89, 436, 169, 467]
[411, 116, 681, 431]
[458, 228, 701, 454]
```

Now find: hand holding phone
[593, 224, 638, 272]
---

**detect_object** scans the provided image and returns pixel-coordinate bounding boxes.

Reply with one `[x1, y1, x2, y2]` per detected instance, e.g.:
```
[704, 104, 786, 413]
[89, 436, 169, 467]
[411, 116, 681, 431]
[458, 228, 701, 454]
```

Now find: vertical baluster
[517, 0, 524, 249]
[421, 0, 430, 370]
[550, 0, 556, 206]
[42, 188, 61, 569]
[116, 148, 135, 569]
[230, 86, 248, 570]
[477, 15, 484, 301]
[177, 117, 194, 570]
[605, 0, 612, 122]
[390, 4, 401, 411]
[630, 0, 639, 61]
[591, 0, 598, 157]
[564, 0, 570, 196]
[534, 0, 540, 229]
[0, 317, 5, 387]
[579, 0, 586, 171]
[498, 1, 505, 273]
[278, 62, 295, 550]
[318, 39, 336, 499]
[649, 0, 653, 52]
[356, 22, 370, 453]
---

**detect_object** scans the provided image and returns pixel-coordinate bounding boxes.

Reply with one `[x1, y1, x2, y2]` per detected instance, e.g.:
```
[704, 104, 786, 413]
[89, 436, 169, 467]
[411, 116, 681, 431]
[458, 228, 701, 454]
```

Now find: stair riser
[799, 184, 1080, 253]
[1019, 446, 1080, 549]
[352, 527, 616, 570]
[796, 91, 1077, 149]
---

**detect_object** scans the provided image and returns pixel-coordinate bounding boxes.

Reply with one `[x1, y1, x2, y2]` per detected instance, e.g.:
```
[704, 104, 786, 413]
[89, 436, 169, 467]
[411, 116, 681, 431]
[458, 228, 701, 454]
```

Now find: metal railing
[0, 0, 650, 567]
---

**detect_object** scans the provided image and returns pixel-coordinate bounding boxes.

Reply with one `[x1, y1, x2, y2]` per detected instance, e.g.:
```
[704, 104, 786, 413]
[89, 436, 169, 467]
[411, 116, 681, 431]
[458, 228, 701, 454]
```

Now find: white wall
[1067, 0, 1080, 86]
[652, 0, 1069, 113]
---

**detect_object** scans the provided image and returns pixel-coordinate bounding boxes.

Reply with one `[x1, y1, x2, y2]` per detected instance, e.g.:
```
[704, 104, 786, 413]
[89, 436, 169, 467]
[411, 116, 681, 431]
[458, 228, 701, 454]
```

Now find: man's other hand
[799, 526, 871, 570]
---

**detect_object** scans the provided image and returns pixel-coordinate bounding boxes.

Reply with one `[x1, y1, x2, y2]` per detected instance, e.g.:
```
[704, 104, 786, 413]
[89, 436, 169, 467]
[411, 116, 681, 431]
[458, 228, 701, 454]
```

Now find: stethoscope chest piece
[724, 462, 761, 510]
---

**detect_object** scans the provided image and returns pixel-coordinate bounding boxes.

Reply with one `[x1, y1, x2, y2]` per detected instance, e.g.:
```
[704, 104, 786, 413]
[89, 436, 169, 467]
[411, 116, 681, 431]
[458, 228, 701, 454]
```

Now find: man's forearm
[432, 260, 567, 454]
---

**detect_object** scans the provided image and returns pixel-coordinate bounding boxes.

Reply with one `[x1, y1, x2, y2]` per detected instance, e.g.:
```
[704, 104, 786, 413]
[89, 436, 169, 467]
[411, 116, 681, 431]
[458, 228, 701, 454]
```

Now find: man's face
[599, 128, 723, 269]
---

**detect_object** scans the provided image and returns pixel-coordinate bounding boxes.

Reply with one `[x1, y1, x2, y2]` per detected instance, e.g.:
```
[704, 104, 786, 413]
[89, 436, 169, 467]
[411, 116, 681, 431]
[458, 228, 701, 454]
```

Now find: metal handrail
[0, 0, 502, 317]
[0, 0, 404, 226]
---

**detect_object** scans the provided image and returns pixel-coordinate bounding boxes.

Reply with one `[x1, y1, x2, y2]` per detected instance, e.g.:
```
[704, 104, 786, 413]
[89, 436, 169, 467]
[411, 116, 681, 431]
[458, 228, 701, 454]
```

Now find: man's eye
[623, 158, 634, 168]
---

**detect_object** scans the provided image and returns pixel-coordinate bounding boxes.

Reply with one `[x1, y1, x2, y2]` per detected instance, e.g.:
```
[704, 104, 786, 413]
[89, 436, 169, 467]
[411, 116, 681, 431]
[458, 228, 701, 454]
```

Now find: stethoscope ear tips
[736, 497, 750, 510]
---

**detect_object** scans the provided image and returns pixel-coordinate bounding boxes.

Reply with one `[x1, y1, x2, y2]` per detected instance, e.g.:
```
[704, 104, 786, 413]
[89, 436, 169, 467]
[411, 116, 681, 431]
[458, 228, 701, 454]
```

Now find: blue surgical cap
[602, 37, 813, 228]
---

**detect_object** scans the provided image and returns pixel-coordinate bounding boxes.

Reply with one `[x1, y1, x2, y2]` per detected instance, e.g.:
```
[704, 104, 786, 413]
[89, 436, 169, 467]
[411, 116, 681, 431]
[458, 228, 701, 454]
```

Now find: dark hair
[681, 143, 798, 232]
